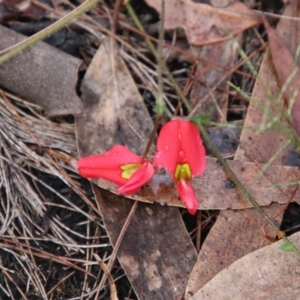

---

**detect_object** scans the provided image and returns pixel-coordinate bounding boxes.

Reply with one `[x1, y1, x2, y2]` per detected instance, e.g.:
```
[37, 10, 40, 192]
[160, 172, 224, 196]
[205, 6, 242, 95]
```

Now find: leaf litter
[263, 12, 300, 137]
[145, 0, 261, 45]
[1, 0, 300, 299]
[193, 231, 300, 300]
[0, 91, 106, 298]
[76, 36, 198, 299]
[186, 2, 300, 298]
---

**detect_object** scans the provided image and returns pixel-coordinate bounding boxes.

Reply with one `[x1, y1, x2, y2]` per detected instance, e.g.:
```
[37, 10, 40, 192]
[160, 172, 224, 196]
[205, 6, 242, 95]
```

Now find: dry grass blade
[0, 92, 115, 298]
[94, 254, 119, 300]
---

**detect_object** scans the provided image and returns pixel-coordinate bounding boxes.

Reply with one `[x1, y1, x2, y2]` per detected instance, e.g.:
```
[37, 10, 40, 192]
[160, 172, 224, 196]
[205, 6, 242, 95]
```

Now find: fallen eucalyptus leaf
[0, 25, 82, 116]
[75, 37, 197, 299]
[145, 0, 261, 45]
[186, 4, 300, 298]
[192, 231, 300, 300]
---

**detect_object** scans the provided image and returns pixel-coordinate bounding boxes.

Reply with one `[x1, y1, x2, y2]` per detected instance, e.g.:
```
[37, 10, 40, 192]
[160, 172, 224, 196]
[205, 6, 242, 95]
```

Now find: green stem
[127, 1, 279, 232]
[196, 120, 279, 231]
[156, 0, 166, 116]
[125, 2, 192, 112]
[128, 1, 299, 254]
[0, 0, 100, 66]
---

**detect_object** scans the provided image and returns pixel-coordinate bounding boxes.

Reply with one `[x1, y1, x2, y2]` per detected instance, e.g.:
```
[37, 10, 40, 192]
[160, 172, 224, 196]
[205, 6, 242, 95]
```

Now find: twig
[97, 200, 139, 293]
[261, 185, 299, 241]
[196, 211, 202, 254]
[112, 0, 123, 34]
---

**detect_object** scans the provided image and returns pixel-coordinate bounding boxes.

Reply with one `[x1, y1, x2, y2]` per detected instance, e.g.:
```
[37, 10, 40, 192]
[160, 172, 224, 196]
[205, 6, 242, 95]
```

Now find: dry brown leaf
[75, 37, 197, 299]
[75, 38, 153, 157]
[192, 231, 300, 300]
[2, 0, 47, 20]
[75, 32, 300, 214]
[185, 4, 300, 298]
[0, 3, 16, 22]
[95, 157, 300, 210]
[190, 39, 235, 122]
[145, 0, 261, 45]
[263, 14, 300, 137]
[235, 5, 300, 164]
[94, 188, 197, 300]
[185, 206, 283, 298]
[0, 25, 82, 116]
[190, 0, 242, 122]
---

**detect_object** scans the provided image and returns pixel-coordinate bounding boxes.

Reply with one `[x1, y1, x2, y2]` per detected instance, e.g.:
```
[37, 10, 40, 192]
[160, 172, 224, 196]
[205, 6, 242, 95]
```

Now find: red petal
[118, 161, 155, 195]
[176, 181, 199, 215]
[154, 119, 206, 178]
[77, 145, 144, 185]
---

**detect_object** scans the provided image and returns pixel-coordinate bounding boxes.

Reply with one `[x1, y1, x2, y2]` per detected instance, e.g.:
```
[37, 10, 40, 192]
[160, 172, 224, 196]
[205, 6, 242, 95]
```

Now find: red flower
[176, 181, 199, 215]
[154, 119, 206, 214]
[77, 145, 154, 195]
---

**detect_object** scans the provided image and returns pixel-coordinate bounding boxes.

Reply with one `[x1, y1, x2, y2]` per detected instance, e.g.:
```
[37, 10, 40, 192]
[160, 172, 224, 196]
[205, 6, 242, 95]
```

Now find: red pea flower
[77, 145, 154, 195]
[154, 119, 206, 215]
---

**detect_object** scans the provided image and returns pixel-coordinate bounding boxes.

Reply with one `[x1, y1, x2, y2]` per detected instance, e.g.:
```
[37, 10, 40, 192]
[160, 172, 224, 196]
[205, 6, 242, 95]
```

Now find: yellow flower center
[175, 163, 191, 181]
[120, 163, 141, 179]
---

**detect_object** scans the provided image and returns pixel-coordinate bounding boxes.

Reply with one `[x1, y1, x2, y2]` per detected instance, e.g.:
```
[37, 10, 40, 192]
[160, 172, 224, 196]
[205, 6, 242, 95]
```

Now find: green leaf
[279, 240, 295, 252]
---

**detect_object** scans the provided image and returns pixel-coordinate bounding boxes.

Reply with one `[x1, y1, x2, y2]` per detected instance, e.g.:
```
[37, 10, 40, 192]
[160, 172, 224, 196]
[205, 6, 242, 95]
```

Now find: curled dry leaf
[192, 231, 300, 300]
[144, 0, 261, 45]
[0, 25, 82, 116]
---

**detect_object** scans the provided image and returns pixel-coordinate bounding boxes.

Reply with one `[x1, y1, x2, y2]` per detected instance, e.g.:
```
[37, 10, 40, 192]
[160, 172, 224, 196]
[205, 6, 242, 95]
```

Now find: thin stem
[156, 0, 166, 116]
[0, 0, 100, 65]
[196, 120, 278, 231]
[127, 1, 299, 253]
[127, 1, 278, 232]
[98, 200, 139, 291]
[112, 0, 123, 34]
[125, 2, 192, 111]
[142, 117, 160, 158]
